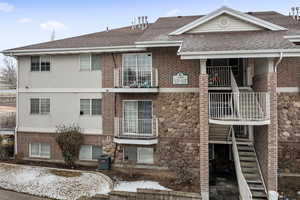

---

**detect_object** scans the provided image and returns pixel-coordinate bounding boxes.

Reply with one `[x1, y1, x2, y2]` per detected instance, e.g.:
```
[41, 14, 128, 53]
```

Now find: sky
[0, 0, 299, 67]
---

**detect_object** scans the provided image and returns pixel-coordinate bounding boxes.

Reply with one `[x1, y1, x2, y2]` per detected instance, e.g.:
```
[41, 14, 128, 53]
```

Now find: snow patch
[114, 181, 170, 192]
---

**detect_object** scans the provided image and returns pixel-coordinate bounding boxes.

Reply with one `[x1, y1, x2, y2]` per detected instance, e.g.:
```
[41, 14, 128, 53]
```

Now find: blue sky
[0, 0, 299, 67]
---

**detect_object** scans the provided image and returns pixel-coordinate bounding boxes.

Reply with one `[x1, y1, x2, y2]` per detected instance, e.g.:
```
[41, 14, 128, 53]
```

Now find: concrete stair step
[242, 168, 259, 174]
[252, 191, 267, 198]
[239, 156, 257, 161]
[241, 162, 257, 167]
[239, 151, 256, 156]
[246, 179, 262, 184]
[244, 173, 260, 179]
[249, 184, 265, 191]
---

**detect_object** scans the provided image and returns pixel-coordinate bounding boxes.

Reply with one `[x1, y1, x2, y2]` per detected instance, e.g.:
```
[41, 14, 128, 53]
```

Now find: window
[123, 101, 152, 135]
[80, 54, 101, 71]
[124, 146, 154, 164]
[31, 56, 51, 72]
[80, 99, 101, 116]
[29, 143, 50, 158]
[30, 98, 50, 115]
[122, 53, 152, 87]
[79, 145, 102, 160]
[91, 55, 101, 70]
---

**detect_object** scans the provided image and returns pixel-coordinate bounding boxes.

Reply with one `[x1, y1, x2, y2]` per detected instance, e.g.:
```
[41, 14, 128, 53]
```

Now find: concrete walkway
[0, 189, 49, 200]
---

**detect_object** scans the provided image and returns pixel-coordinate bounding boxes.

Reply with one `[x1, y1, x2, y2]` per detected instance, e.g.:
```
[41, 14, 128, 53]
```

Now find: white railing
[207, 66, 232, 87]
[114, 117, 158, 138]
[114, 68, 158, 88]
[231, 70, 240, 117]
[231, 127, 252, 200]
[209, 92, 270, 121]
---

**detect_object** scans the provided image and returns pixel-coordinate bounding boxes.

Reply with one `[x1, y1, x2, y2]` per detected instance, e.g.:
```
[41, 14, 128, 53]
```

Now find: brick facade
[277, 58, 300, 87]
[253, 72, 278, 192]
[16, 132, 114, 162]
[198, 75, 209, 199]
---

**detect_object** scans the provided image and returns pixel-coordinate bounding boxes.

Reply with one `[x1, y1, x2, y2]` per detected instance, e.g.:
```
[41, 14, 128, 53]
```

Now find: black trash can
[97, 155, 111, 170]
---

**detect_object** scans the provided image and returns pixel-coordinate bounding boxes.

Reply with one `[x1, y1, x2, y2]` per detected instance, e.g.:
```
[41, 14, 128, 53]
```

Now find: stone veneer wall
[113, 92, 200, 172]
[278, 93, 300, 173]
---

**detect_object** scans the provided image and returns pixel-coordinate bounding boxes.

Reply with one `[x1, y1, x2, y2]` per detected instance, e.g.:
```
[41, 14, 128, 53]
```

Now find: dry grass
[48, 169, 82, 177]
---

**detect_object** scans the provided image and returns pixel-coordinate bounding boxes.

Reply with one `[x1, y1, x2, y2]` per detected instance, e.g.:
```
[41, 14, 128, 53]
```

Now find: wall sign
[173, 72, 188, 85]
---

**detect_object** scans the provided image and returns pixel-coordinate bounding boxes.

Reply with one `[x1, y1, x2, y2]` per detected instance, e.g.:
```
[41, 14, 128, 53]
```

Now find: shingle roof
[179, 31, 298, 53]
[6, 26, 145, 51]
[4, 11, 300, 53]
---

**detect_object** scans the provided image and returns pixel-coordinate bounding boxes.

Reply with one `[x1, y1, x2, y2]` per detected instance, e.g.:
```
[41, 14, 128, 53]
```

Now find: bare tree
[1, 57, 16, 88]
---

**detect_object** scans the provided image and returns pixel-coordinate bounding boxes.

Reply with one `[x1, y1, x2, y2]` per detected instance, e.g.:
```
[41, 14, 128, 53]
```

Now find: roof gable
[169, 6, 287, 35]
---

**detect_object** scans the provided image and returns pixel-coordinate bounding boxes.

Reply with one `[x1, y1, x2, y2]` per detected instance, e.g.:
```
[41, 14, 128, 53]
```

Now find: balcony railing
[207, 66, 232, 87]
[209, 92, 270, 122]
[114, 117, 158, 138]
[114, 68, 158, 88]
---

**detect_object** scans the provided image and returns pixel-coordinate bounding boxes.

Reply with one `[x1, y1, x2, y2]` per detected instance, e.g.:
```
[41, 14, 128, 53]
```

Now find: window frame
[123, 146, 154, 164]
[79, 145, 102, 161]
[79, 54, 101, 71]
[30, 56, 51, 72]
[29, 142, 50, 158]
[80, 98, 102, 116]
[30, 97, 51, 115]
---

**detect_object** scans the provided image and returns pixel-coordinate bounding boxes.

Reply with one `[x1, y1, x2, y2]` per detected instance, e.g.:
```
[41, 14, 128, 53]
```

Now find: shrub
[0, 136, 14, 160]
[55, 124, 84, 168]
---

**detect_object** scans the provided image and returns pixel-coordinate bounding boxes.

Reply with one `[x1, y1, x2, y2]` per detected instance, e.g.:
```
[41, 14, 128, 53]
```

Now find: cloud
[165, 8, 181, 17]
[18, 18, 32, 23]
[40, 20, 66, 31]
[0, 2, 14, 12]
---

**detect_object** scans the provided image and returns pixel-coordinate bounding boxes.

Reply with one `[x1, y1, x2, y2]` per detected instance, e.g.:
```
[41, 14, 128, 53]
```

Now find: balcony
[209, 92, 270, 125]
[208, 66, 232, 87]
[113, 68, 159, 93]
[113, 117, 158, 145]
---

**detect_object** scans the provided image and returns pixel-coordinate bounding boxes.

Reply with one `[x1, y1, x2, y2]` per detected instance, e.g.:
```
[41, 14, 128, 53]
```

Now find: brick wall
[94, 189, 201, 200]
[198, 74, 209, 199]
[16, 132, 114, 161]
[277, 58, 300, 87]
[253, 72, 278, 192]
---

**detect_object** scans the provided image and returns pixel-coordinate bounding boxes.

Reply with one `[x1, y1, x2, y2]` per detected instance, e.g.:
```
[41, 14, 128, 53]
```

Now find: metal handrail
[231, 127, 252, 200]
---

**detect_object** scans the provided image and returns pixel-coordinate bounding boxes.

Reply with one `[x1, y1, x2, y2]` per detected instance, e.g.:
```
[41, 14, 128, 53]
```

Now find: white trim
[179, 49, 300, 59]
[113, 137, 158, 145]
[19, 88, 105, 93]
[169, 6, 287, 35]
[284, 35, 300, 42]
[18, 87, 202, 93]
[18, 127, 102, 134]
[277, 87, 300, 93]
[209, 119, 270, 125]
[159, 88, 199, 92]
[2, 46, 147, 56]
[135, 41, 182, 47]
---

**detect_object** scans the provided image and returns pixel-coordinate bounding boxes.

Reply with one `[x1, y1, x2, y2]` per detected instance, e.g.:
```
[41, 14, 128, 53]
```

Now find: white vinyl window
[80, 54, 101, 71]
[137, 147, 154, 164]
[123, 146, 154, 164]
[30, 98, 50, 115]
[79, 145, 102, 161]
[29, 143, 50, 158]
[80, 99, 101, 116]
[31, 56, 51, 72]
[122, 53, 152, 87]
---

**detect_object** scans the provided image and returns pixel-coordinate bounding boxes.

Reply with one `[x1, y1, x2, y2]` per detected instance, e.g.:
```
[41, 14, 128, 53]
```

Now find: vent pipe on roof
[132, 16, 149, 30]
[290, 7, 300, 20]
[50, 29, 55, 41]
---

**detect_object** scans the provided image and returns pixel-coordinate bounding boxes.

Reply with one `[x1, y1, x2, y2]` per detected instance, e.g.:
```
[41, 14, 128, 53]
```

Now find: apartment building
[2, 6, 300, 200]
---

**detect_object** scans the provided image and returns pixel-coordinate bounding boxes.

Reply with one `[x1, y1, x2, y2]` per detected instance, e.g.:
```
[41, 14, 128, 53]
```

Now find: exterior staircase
[237, 143, 267, 200]
[209, 124, 231, 142]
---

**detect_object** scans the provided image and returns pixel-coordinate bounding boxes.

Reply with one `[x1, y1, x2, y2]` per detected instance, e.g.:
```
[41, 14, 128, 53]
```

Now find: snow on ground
[113, 180, 170, 192]
[0, 163, 112, 200]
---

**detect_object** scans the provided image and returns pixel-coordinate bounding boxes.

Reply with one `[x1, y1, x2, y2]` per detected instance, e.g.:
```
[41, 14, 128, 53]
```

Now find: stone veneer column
[199, 59, 209, 200]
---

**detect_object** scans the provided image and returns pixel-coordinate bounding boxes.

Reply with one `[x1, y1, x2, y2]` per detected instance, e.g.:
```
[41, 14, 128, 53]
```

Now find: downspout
[11, 53, 18, 157]
[111, 53, 118, 164]
[274, 52, 283, 72]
